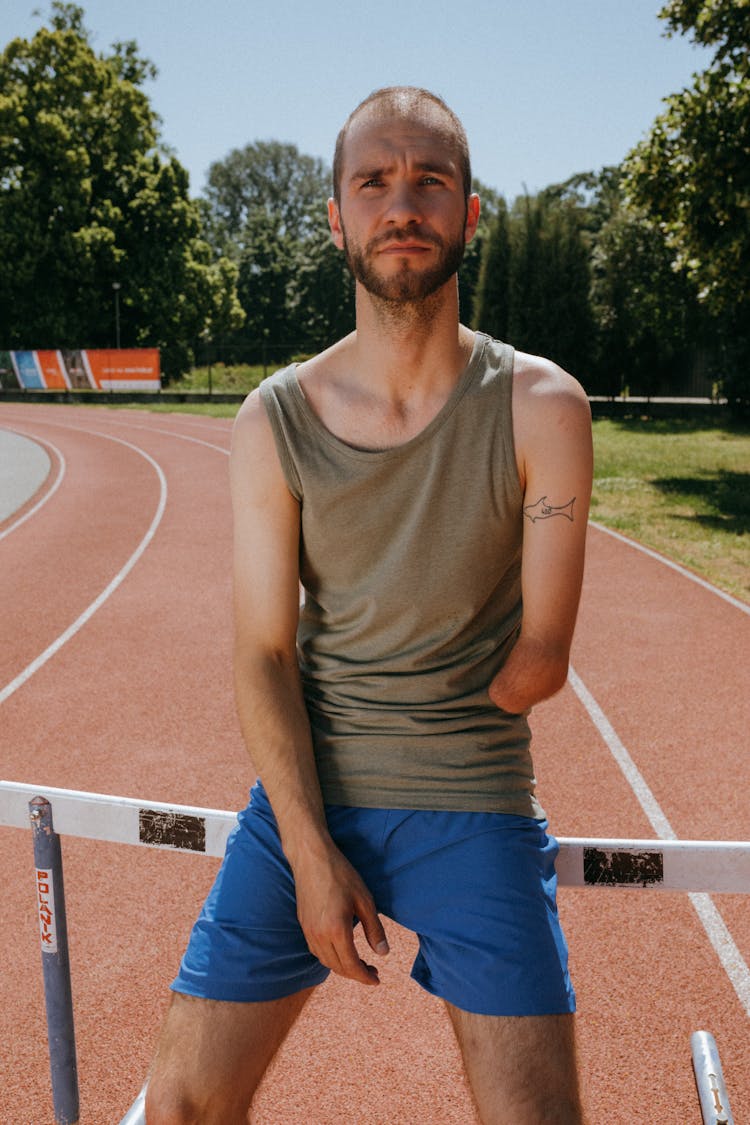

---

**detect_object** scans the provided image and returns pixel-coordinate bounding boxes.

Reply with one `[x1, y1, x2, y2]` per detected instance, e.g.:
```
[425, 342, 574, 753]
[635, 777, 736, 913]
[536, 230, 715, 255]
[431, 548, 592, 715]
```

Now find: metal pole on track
[118, 1081, 147, 1124]
[691, 1030, 734, 1125]
[29, 796, 80, 1125]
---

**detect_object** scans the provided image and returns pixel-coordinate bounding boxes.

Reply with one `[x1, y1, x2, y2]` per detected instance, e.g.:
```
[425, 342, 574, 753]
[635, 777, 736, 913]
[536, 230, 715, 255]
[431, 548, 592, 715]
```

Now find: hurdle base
[119, 1081, 147, 1124]
[691, 1030, 733, 1125]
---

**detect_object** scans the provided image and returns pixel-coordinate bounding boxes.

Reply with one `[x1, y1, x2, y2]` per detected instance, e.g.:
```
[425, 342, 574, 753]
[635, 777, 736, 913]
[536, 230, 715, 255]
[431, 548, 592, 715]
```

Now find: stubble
[341, 224, 466, 327]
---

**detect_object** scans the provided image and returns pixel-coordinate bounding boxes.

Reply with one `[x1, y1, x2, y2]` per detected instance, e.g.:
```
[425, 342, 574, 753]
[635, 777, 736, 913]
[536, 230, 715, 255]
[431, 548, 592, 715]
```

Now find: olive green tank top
[259, 332, 543, 817]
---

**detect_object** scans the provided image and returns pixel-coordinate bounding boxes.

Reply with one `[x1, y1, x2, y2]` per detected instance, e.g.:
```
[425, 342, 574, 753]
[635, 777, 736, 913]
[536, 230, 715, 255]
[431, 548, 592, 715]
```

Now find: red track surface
[1, 402, 748, 1124]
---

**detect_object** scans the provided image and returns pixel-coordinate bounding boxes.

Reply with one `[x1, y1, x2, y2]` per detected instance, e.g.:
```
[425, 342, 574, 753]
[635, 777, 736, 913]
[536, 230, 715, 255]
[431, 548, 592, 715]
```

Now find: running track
[1, 402, 748, 1124]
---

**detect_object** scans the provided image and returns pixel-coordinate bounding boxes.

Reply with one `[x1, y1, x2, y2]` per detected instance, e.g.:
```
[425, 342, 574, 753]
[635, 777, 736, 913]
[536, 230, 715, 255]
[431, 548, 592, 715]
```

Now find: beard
[341, 222, 466, 304]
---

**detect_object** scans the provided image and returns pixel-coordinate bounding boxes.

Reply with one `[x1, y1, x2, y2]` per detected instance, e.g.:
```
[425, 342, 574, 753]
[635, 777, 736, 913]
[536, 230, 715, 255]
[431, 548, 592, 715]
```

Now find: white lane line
[110, 418, 230, 456]
[0, 409, 230, 458]
[0, 435, 66, 542]
[590, 520, 749, 615]
[31, 411, 231, 457]
[568, 665, 750, 1018]
[143, 427, 229, 456]
[0, 430, 168, 706]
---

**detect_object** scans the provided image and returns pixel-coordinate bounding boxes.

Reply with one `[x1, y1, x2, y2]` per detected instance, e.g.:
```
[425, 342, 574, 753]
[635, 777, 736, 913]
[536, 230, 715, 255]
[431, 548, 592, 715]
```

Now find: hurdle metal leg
[119, 1080, 148, 1123]
[691, 1030, 734, 1125]
[29, 796, 80, 1125]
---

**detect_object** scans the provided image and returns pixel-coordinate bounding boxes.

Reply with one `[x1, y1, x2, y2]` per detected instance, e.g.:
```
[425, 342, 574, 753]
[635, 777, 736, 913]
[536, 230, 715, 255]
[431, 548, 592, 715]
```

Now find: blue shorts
[172, 783, 575, 1017]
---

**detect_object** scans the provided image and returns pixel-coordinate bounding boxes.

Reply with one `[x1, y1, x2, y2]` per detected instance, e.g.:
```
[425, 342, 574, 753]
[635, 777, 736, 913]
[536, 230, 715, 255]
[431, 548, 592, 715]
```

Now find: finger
[356, 896, 389, 957]
[305, 921, 379, 986]
[330, 928, 381, 986]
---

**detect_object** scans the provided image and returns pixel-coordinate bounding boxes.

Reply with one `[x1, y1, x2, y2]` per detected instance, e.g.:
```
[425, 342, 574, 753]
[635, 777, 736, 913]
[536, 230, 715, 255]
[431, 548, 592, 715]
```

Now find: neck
[350, 276, 471, 400]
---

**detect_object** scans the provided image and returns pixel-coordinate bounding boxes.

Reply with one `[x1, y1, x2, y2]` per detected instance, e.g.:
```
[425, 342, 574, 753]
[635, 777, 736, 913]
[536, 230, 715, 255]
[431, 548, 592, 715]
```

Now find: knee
[144, 1077, 251, 1125]
[143, 1079, 201, 1125]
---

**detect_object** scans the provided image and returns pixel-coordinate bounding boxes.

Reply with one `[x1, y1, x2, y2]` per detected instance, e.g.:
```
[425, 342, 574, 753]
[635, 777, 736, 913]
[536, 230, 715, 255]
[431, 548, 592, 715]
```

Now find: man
[146, 87, 592, 1124]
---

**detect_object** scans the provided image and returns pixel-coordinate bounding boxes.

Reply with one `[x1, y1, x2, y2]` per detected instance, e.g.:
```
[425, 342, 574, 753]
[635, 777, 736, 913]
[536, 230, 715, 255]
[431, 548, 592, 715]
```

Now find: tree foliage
[590, 202, 704, 396]
[204, 140, 328, 246]
[0, 3, 241, 375]
[456, 177, 501, 326]
[622, 0, 749, 406]
[473, 189, 594, 380]
[659, 0, 750, 58]
[201, 140, 354, 361]
[472, 198, 511, 340]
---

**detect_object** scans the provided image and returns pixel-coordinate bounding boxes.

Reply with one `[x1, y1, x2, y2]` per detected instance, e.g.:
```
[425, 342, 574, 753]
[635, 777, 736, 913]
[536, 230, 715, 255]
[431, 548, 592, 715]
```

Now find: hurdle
[1, 779, 747, 1122]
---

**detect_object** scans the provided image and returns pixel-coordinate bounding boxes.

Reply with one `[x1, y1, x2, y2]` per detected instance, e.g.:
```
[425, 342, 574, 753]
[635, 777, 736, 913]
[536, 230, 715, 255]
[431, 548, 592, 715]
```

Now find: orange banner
[36, 350, 71, 390]
[82, 349, 161, 391]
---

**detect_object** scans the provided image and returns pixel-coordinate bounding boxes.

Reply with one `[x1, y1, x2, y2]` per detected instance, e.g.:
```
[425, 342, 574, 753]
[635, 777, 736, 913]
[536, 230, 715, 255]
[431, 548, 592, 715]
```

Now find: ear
[464, 193, 481, 245]
[328, 198, 345, 250]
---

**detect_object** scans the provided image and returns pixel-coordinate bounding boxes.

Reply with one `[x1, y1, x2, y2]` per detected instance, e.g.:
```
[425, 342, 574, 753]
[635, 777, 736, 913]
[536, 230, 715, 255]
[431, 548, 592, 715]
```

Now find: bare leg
[446, 1005, 585, 1125]
[145, 987, 314, 1124]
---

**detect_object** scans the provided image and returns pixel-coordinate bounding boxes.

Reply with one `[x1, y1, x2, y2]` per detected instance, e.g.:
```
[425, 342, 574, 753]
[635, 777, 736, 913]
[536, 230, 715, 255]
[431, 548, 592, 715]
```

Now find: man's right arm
[230, 391, 388, 985]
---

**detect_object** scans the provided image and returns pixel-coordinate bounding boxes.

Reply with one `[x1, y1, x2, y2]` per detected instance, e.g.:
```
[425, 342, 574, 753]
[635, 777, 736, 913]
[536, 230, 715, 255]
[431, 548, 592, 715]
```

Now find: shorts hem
[170, 968, 329, 1004]
[410, 969, 576, 1017]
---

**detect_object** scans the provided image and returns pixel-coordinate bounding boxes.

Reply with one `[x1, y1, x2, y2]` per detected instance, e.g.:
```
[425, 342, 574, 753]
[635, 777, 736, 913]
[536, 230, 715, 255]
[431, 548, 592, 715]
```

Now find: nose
[383, 181, 424, 226]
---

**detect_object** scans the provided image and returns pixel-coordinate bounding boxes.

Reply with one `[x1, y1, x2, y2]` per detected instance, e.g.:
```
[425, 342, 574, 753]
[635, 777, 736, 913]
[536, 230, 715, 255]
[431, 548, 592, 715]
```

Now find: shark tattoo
[523, 496, 576, 523]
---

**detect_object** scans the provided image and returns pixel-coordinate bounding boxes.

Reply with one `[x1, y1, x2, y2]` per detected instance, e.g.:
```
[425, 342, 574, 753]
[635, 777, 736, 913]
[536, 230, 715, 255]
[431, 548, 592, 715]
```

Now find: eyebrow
[349, 166, 389, 183]
[414, 159, 457, 177]
[348, 159, 458, 184]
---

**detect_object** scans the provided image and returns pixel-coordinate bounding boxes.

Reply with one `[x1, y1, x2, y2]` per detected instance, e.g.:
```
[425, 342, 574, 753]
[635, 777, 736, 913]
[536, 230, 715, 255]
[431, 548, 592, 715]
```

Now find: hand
[292, 843, 389, 986]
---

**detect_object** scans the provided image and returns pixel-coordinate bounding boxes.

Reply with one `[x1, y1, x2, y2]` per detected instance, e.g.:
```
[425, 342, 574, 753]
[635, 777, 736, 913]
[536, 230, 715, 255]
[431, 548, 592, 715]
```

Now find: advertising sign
[82, 349, 161, 391]
[36, 350, 72, 390]
[7, 348, 161, 391]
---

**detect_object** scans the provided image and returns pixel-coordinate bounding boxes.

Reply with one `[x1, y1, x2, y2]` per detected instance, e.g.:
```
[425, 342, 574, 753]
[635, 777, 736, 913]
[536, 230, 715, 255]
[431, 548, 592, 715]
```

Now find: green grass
[115, 400, 242, 417]
[170, 363, 267, 396]
[591, 418, 749, 601]
[102, 363, 267, 417]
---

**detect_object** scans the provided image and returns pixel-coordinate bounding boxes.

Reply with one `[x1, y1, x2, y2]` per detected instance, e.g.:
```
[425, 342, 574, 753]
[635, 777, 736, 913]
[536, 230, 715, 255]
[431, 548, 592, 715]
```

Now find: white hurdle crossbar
[2, 779, 750, 892]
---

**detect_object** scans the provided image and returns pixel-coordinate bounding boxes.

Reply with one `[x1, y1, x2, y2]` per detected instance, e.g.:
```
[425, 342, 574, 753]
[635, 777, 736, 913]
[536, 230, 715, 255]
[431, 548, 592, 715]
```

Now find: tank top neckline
[284, 331, 491, 460]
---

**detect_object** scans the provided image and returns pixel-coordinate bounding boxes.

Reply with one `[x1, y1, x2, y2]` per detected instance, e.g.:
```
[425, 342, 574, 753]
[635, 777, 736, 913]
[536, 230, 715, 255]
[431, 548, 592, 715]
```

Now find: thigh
[447, 1006, 585, 1125]
[146, 988, 313, 1123]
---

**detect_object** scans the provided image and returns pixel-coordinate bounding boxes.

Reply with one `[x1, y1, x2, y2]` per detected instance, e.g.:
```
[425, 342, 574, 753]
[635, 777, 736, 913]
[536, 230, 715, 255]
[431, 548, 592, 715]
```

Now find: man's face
[329, 109, 479, 304]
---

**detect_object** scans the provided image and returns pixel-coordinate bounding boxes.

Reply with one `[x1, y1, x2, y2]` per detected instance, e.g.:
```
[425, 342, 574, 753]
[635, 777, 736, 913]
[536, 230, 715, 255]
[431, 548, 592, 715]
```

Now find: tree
[457, 177, 501, 327]
[471, 188, 594, 378]
[291, 225, 355, 350]
[202, 140, 353, 360]
[471, 198, 511, 339]
[590, 203, 704, 396]
[539, 167, 622, 242]
[508, 193, 595, 378]
[622, 0, 750, 407]
[203, 140, 329, 249]
[0, 3, 241, 375]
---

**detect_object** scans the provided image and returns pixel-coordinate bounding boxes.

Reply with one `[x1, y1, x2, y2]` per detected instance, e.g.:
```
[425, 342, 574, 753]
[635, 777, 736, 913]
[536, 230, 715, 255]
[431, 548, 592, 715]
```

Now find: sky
[3, 0, 713, 202]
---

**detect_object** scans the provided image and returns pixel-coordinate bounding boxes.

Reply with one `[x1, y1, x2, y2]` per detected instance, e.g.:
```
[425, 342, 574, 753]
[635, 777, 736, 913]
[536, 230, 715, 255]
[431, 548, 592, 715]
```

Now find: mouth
[378, 242, 434, 255]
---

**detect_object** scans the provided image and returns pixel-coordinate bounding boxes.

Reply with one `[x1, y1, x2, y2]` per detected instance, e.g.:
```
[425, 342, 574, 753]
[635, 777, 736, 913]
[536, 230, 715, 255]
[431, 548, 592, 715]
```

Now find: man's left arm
[488, 356, 593, 715]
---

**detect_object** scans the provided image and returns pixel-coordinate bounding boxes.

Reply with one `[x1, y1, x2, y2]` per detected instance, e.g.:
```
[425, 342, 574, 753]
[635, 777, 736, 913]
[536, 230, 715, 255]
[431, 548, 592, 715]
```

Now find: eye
[420, 175, 443, 186]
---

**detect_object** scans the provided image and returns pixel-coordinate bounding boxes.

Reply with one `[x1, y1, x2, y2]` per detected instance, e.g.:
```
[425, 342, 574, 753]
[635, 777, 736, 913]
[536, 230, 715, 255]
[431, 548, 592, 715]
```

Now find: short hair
[332, 86, 472, 203]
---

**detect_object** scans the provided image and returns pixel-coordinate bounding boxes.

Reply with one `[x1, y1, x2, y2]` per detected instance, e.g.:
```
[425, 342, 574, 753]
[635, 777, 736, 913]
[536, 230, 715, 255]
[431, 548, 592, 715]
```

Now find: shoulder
[231, 388, 286, 490]
[512, 350, 591, 442]
[233, 386, 271, 448]
[233, 361, 299, 448]
[512, 350, 590, 417]
[511, 351, 592, 483]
